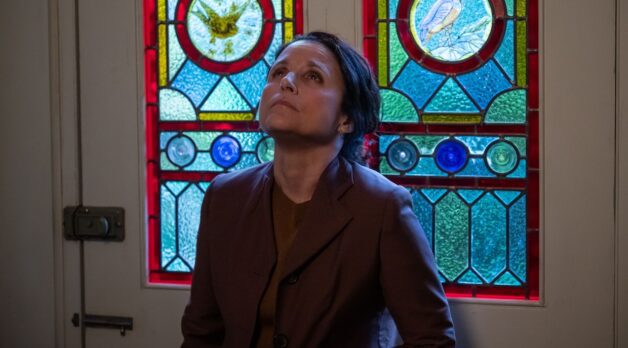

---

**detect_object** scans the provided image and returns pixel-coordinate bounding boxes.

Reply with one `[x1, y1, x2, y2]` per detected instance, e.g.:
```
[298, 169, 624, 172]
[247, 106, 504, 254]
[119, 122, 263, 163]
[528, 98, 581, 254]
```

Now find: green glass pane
[420, 188, 447, 204]
[201, 77, 251, 111]
[457, 158, 495, 177]
[425, 78, 478, 113]
[506, 159, 527, 178]
[408, 158, 447, 177]
[472, 193, 507, 283]
[160, 153, 178, 170]
[231, 132, 263, 152]
[379, 157, 398, 175]
[505, 0, 514, 16]
[379, 135, 400, 154]
[380, 89, 419, 123]
[178, 184, 204, 266]
[435, 192, 469, 281]
[389, 24, 408, 81]
[165, 181, 190, 196]
[159, 88, 197, 121]
[516, 21, 527, 87]
[494, 20, 515, 81]
[168, 25, 186, 82]
[405, 135, 446, 155]
[411, 189, 434, 247]
[485, 89, 526, 124]
[186, 152, 222, 171]
[505, 136, 527, 156]
[456, 136, 499, 155]
[458, 270, 483, 284]
[256, 137, 275, 163]
[231, 153, 259, 171]
[495, 271, 520, 286]
[166, 257, 191, 272]
[510, 195, 526, 281]
[494, 190, 521, 205]
[160, 186, 177, 267]
[458, 189, 484, 204]
[185, 132, 219, 151]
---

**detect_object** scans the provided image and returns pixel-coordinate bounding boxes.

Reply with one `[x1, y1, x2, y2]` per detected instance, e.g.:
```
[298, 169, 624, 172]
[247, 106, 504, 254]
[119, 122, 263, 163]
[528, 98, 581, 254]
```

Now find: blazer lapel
[280, 157, 354, 280]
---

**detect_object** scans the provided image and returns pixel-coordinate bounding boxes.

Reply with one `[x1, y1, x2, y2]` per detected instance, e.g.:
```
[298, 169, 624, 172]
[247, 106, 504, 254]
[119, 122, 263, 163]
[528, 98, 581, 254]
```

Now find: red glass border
[396, 0, 507, 74]
[175, 0, 276, 74]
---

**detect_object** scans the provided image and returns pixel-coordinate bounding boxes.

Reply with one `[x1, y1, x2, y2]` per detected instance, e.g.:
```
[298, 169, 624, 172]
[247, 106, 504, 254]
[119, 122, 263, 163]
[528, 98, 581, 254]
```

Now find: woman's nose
[279, 73, 297, 94]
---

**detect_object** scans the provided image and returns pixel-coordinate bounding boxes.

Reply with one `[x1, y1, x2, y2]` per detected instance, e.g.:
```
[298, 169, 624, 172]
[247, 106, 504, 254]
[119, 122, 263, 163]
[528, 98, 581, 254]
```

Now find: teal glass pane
[165, 181, 190, 195]
[201, 77, 251, 111]
[389, 24, 408, 81]
[168, 26, 186, 82]
[231, 153, 260, 171]
[160, 88, 196, 121]
[457, 158, 495, 177]
[160, 132, 177, 149]
[230, 60, 269, 107]
[472, 193, 507, 283]
[185, 152, 222, 171]
[264, 23, 283, 64]
[167, 0, 177, 20]
[408, 158, 447, 177]
[485, 89, 526, 124]
[458, 189, 484, 204]
[160, 153, 178, 170]
[495, 271, 521, 286]
[411, 189, 434, 247]
[486, 141, 519, 174]
[458, 270, 483, 284]
[406, 135, 447, 155]
[494, 20, 515, 82]
[178, 184, 205, 267]
[424, 78, 478, 113]
[494, 190, 521, 205]
[389, 0, 399, 19]
[166, 257, 191, 272]
[231, 132, 264, 152]
[197, 182, 210, 192]
[185, 132, 219, 151]
[392, 61, 445, 109]
[510, 195, 527, 281]
[161, 185, 177, 267]
[506, 159, 527, 178]
[505, 0, 514, 16]
[505, 136, 527, 156]
[456, 136, 498, 155]
[256, 136, 275, 163]
[379, 157, 398, 175]
[420, 188, 447, 203]
[457, 60, 511, 109]
[379, 135, 400, 154]
[380, 89, 419, 122]
[171, 60, 220, 107]
[435, 192, 469, 281]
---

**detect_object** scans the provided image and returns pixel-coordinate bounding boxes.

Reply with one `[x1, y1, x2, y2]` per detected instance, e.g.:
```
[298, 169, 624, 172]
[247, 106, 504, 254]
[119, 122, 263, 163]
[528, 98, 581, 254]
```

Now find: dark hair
[274, 31, 380, 163]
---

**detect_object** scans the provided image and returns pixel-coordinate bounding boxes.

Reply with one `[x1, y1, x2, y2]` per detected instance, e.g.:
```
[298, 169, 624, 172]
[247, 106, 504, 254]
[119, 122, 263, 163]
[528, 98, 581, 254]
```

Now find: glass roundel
[256, 136, 275, 163]
[387, 139, 420, 172]
[485, 140, 519, 174]
[166, 135, 197, 167]
[187, 0, 263, 62]
[410, 0, 493, 62]
[435, 139, 468, 173]
[211, 135, 241, 168]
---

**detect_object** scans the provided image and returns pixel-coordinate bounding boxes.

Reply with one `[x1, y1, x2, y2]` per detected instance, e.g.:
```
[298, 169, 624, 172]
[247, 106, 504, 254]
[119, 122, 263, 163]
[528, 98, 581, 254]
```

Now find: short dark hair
[274, 31, 380, 163]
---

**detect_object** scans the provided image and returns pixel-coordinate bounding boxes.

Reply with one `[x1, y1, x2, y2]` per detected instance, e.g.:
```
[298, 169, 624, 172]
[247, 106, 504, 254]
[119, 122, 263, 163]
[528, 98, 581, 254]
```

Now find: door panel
[60, 0, 618, 346]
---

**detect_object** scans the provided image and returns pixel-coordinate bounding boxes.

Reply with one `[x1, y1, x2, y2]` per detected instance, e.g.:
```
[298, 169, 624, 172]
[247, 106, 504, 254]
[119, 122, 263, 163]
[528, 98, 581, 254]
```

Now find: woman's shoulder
[347, 160, 408, 199]
[210, 162, 272, 194]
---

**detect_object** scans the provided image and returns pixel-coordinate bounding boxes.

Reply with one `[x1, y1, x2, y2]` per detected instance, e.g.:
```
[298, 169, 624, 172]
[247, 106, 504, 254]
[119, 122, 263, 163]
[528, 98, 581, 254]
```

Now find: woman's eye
[271, 69, 285, 78]
[305, 72, 322, 82]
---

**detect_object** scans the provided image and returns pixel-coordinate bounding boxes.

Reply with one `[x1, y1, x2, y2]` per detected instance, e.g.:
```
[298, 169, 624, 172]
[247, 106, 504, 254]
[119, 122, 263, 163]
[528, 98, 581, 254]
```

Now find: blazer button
[286, 273, 299, 285]
[273, 334, 288, 348]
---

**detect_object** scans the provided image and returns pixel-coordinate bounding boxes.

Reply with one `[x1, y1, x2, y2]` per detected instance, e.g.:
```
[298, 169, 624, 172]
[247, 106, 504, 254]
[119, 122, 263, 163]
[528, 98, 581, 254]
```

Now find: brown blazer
[181, 157, 455, 347]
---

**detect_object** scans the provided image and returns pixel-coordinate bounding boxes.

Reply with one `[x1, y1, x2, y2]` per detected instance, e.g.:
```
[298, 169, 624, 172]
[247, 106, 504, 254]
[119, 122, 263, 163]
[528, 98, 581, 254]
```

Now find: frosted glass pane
[379, 157, 398, 175]
[160, 132, 176, 149]
[231, 132, 263, 152]
[516, 21, 527, 86]
[424, 78, 478, 113]
[494, 190, 521, 205]
[408, 158, 447, 177]
[201, 77, 251, 111]
[379, 135, 400, 154]
[495, 271, 521, 286]
[458, 189, 484, 204]
[172, 60, 220, 107]
[506, 159, 527, 178]
[472, 193, 507, 282]
[264, 23, 283, 65]
[435, 192, 469, 281]
[456, 158, 495, 177]
[167, 0, 177, 20]
[485, 89, 526, 124]
[231, 153, 259, 171]
[272, 0, 282, 19]
[230, 60, 269, 107]
[389, 0, 400, 19]
[380, 89, 419, 123]
[505, 136, 527, 157]
[160, 88, 197, 121]
[185, 152, 222, 171]
[456, 136, 498, 155]
[505, 0, 514, 16]
[406, 135, 446, 155]
[165, 181, 189, 196]
[389, 24, 408, 81]
[166, 257, 191, 272]
[177, 184, 204, 267]
[392, 61, 444, 109]
[185, 132, 219, 151]
[457, 60, 511, 109]
[458, 270, 483, 284]
[168, 25, 186, 83]
[160, 186, 177, 267]
[420, 188, 447, 203]
[160, 153, 178, 170]
[494, 20, 515, 82]
[411, 189, 434, 247]
[510, 195, 527, 281]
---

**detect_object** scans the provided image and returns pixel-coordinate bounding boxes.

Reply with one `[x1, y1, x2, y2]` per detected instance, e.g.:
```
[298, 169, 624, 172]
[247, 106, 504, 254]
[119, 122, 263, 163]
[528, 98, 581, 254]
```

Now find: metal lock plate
[63, 206, 125, 241]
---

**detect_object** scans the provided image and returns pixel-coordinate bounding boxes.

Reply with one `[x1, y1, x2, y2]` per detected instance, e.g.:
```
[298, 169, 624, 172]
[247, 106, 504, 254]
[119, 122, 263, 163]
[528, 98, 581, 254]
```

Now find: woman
[181, 32, 455, 347]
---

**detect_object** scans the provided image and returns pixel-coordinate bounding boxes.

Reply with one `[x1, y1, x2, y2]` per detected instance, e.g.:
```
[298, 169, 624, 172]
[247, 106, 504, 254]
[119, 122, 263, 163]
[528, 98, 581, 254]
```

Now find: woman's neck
[272, 142, 341, 203]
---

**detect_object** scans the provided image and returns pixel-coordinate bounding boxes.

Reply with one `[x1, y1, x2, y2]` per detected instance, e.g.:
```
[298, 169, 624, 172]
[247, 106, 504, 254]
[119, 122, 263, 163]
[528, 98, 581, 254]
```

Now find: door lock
[63, 206, 125, 241]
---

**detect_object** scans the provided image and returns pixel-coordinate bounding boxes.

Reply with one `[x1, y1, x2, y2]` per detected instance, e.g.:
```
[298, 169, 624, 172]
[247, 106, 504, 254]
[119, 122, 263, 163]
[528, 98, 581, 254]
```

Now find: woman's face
[259, 40, 350, 147]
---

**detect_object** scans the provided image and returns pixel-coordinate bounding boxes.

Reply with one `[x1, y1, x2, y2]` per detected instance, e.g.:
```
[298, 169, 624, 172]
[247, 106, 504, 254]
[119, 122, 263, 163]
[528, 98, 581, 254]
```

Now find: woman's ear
[338, 116, 354, 134]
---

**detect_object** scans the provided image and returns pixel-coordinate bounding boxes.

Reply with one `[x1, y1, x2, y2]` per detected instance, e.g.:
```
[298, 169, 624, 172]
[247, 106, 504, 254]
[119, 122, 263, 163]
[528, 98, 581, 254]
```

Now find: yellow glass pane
[284, 22, 293, 42]
[284, 0, 293, 19]
[199, 113, 255, 121]
[378, 0, 387, 18]
[378, 23, 388, 87]
[422, 114, 483, 124]
[158, 0, 166, 21]
[516, 0, 526, 17]
[159, 24, 167, 87]
[516, 21, 527, 87]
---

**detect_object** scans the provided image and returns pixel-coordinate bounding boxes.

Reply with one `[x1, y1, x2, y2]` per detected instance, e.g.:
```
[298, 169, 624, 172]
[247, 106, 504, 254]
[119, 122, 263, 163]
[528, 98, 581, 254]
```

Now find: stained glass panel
[365, 0, 538, 300]
[144, 0, 303, 284]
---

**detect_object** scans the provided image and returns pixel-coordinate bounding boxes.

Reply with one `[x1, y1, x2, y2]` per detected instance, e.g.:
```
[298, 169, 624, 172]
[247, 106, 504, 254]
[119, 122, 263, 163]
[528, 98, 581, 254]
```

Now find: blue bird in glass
[418, 0, 463, 44]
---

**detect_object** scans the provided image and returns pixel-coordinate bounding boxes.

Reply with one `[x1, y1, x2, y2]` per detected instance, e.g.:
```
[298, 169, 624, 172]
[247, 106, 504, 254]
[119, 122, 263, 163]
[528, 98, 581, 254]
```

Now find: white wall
[0, 0, 56, 347]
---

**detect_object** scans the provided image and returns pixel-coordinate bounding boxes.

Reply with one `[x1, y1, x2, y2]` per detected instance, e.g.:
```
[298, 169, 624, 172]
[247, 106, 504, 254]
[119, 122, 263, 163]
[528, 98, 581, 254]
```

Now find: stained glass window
[364, 0, 539, 299]
[143, 0, 302, 284]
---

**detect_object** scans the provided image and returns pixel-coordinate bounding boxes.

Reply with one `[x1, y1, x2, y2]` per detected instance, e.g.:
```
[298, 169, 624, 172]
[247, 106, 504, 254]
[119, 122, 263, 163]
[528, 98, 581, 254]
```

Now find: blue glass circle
[435, 139, 468, 173]
[387, 139, 420, 172]
[211, 135, 241, 168]
[166, 135, 196, 167]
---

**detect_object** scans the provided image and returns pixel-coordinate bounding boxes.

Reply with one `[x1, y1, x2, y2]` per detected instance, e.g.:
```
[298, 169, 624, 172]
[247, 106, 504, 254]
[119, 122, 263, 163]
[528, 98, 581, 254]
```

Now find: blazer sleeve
[379, 186, 456, 348]
[181, 182, 225, 347]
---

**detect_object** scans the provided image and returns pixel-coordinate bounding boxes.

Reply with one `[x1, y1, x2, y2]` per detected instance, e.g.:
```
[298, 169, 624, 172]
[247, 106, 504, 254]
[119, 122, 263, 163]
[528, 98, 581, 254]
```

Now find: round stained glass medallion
[211, 135, 242, 168]
[435, 139, 468, 173]
[410, 0, 493, 62]
[166, 135, 197, 167]
[187, 0, 263, 62]
[256, 136, 274, 163]
[485, 140, 519, 174]
[387, 139, 420, 172]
